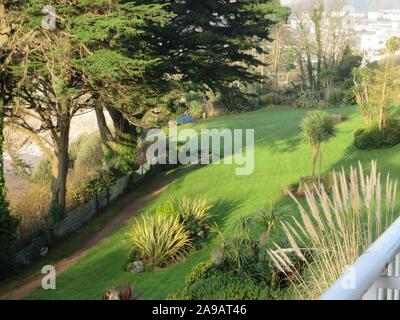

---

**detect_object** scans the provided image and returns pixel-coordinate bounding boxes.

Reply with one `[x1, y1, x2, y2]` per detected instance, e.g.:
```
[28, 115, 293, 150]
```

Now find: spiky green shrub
[172, 197, 212, 226]
[129, 214, 192, 267]
[157, 197, 213, 248]
[268, 160, 398, 299]
[296, 90, 322, 109]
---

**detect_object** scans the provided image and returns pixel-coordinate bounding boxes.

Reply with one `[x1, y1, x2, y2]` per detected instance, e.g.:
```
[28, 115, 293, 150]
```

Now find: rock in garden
[130, 261, 144, 273]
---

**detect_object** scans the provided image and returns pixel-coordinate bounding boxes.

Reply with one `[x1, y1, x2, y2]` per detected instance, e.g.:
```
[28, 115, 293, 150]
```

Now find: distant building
[287, 8, 400, 64]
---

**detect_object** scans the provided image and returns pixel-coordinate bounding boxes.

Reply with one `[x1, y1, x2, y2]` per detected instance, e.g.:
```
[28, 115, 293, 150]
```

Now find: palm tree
[300, 111, 337, 177]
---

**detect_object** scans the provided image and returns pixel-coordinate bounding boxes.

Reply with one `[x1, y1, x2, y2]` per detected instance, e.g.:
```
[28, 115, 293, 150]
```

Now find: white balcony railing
[320, 218, 400, 300]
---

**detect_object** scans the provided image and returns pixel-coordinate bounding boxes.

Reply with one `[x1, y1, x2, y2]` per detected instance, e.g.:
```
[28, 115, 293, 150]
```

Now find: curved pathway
[0, 171, 180, 300]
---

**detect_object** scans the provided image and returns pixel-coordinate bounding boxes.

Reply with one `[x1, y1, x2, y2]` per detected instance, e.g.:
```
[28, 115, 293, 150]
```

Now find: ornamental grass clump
[173, 197, 213, 226]
[268, 160, 398, 299]
[129, 214, 192, 267]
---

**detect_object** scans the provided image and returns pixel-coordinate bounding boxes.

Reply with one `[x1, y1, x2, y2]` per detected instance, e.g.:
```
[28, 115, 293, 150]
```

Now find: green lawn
[28, 106, 400, 300]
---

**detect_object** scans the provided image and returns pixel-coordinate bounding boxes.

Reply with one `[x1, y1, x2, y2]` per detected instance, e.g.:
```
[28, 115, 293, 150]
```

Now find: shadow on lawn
[210, 198, 245, 231]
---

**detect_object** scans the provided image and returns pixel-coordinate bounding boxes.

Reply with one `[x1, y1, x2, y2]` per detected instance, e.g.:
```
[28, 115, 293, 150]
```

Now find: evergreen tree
[155, 0, 285, 92]
[4, 0, 172, 219]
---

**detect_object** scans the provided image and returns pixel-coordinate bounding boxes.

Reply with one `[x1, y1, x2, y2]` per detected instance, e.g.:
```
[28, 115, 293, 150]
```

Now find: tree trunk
[105, 105, 137, 141]
[95, 106, 113, 142]
[312, 144, 320, 178]
[48, 121, 70, 221]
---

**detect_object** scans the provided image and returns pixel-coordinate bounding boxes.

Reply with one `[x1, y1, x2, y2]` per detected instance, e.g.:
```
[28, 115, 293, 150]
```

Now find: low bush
[297, 176, 319, 193]
[71, 171, 116, 205]
[297, 172, 341, 194]
[259, 94, 274, 106]
[75, 133, 105, 172]
[126, 197, 213, 269]
[0, 196, 20, 279]
[158, 197, 213, 249]
[167, 207, 300, 300]
[170, 271, 275, 300]
[354, 125, 400, 150]
[184, 272, 274, 300]
[327, 88, 356, 107]
[296, 90, 322, 109]
[8, 184, 50, 245]
[188, 101, 204, 119]
[185, 260, 217, 285]
[210, 214, 292, 285]
[128, 214, 192, 267]
[31, 158, 52, 185]
[215, 88, 248, 113]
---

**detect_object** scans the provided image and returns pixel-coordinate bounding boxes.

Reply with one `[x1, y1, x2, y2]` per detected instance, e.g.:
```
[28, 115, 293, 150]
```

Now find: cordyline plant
[268, 160, 398, 299]
[129, 214, 192, 267]
[300, 111, 337, 178]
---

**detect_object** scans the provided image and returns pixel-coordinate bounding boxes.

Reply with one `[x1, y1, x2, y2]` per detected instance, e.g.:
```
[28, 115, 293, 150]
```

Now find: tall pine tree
[154, 0, 285, 91]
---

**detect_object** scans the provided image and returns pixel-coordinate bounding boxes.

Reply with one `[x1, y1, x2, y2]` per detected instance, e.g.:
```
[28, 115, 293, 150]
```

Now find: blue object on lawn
[177, 115, 194, 124]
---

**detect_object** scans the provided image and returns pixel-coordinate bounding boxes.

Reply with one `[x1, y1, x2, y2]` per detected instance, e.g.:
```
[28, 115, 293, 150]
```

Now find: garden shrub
[71, 171, 116, 205]
[298, 176, 319, 193]
[69, 133, 88, 165]
[327, 88, 355, 106]
[158, 197, 213, 249]
[173, 271, 276, 300]
[296, 90, 322, 109]
[31, 158, 52, 185]
[75, 133, 105, 172]
[128, 214, 192, 267]
[167, 209, 300, 300]
[188, 101, 203, 119]
[215, 88, 248, 113]
[245, 95, 261, 110]
[354, 125, 400, 150]
[0, 198, 20, 279]
[259, 94, 274, 106]
[297, 172, 342, 193]
[185, 260, 217, 285]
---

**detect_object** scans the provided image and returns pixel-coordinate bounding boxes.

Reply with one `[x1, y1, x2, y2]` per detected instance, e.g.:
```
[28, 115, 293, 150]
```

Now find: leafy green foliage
[0, 102, 20, 278]
[327, 88, 355, 106]
[158, 0, 284, 92]
[72, 171, 116, 205]
[354, 125, 400, 150]
[296, 90, 322, 109]
[210, 210, 290, 284]
[75, 133, 105, 171]
[185, 260, 216, 286]
[175, 272, 274, 300]
[106, 133, 138, 176]
[215, 88, 248, 113]
[31, 158, 52, 185]
[128, 214, 192, 267]
[300, 110, 337, 177]
[300, 111, 337, 147]
[157, 197, 213, 249]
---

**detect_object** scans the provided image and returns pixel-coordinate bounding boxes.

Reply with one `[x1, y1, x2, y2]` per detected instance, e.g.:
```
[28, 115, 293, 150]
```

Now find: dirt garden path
[0, 171, 181, 300]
